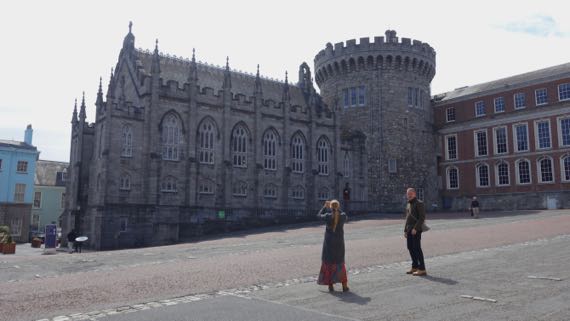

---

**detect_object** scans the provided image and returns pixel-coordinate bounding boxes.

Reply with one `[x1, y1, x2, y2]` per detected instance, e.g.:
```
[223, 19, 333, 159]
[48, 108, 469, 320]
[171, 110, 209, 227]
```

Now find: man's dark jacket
[404, 198, 426, 233]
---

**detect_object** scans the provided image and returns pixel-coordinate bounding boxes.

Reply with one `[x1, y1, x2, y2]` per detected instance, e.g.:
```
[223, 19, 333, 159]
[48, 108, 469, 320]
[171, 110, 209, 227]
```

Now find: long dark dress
[317, 207, 348, 285]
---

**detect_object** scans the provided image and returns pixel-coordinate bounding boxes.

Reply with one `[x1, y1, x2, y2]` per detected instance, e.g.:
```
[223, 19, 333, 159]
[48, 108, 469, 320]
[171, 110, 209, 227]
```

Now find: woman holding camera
[317, 199, 349, 292]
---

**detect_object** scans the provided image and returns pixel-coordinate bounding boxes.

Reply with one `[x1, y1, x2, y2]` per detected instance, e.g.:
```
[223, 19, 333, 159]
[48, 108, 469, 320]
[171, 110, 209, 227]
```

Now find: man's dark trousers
[407, 231, 425, 270]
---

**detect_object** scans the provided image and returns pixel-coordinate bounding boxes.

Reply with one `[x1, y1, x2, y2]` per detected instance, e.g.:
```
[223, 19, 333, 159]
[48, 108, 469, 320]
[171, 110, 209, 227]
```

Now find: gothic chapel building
[64, 24, 375, 249]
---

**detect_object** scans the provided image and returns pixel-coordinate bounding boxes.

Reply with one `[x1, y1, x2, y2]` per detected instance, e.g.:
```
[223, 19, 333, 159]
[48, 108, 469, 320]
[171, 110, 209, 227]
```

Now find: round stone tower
[314, 30, 437, 211]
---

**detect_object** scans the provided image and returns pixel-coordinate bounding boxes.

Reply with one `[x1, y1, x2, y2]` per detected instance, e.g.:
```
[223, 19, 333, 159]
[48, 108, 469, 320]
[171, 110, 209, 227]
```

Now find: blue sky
[1, 0, 569, 162]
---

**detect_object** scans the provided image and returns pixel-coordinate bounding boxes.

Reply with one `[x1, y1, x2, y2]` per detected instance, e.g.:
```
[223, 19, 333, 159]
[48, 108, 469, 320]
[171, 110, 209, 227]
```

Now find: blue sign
[44, 224, 57, 249]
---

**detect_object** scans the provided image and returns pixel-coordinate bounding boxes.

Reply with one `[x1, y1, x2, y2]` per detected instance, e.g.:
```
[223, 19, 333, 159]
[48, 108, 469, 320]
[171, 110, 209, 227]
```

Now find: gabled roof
[433, 62, 570, 104]
[135, 50, 309, 107]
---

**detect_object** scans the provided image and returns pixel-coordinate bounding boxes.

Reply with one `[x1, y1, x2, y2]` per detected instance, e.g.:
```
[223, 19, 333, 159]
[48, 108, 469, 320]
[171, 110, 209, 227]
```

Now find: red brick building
[434, 63, 570, 210]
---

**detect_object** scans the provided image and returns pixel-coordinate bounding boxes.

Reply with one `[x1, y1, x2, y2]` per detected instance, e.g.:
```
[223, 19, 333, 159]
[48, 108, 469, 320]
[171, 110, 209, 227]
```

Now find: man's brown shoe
[413, 270, 427, 276]
[406, 268, 418, 274]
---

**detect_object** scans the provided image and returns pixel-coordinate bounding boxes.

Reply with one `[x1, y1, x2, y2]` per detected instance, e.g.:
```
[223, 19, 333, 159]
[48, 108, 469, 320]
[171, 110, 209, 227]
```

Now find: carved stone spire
[79, 92, 87, 122]
[151, 39, 161, 75]
[122, 21, 135, 53]
[188, 48, 198, 83]
[71, 98, 78, 124]
[282, 71, 290, 102]
[223, 56, 231, 89]
[254, 64, 262, 97]
[96, 77, 104, 107]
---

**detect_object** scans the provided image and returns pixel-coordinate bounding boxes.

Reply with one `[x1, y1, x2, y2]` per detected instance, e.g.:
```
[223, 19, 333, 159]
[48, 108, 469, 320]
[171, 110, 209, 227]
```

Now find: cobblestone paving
[0, 210, 567, 321]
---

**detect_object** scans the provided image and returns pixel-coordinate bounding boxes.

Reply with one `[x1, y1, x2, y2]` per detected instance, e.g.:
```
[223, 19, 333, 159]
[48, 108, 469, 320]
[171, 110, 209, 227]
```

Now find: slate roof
[433, 62, 570, 104]
[0, 139, 37, 151]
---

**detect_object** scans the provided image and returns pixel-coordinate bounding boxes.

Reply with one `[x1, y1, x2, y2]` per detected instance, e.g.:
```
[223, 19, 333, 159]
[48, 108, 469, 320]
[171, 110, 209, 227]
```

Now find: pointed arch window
[317, 137, 330, 175]
[291, 185, 305, 200]
[318, 187, 331, 201]
[232, 181, 248, 197]
[263, 129, 278, 170]
[161, 176, 177, 192]
[232, 125, 248, 167]
[121, 125, 133, 157]
[198, 180, 215, 194]
[120, 173, 131, 190]
[198, 120, 216, 164]
[162, 115, 181, 161]
[263, 184, 278, 199]
[291, 134, 305, 173]
[343, 152, 351, 178]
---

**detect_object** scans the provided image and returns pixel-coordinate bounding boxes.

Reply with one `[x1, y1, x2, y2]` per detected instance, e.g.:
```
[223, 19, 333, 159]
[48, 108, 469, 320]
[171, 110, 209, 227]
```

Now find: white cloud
[498, 14, 569, 37]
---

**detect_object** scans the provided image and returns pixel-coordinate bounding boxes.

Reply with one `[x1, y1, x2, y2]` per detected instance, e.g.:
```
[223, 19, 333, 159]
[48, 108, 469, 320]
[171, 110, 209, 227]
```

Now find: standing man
[471, 196, 480, 219]
[66, 229, 77, 253]
[404, 188, 427, 276]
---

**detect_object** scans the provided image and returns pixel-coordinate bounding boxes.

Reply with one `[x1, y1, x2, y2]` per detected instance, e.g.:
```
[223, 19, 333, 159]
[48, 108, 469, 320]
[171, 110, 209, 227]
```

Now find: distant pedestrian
[74, 234, 84, 253]
[471, 196, 480, 219]
[342, 183, 351, 212]
[404, 188, 427, 276]
[317, 200, 349, 292]
[66, 229, 77, 253]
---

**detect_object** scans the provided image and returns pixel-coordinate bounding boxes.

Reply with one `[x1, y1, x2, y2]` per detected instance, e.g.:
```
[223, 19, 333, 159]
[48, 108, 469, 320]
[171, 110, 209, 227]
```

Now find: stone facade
[314, 30, 438, 212]
[62, 24, 370, 250]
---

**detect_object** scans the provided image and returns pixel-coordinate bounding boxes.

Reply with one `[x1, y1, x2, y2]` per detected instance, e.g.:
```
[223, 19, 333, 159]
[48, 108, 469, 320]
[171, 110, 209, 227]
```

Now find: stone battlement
[314, 30, 436, 67]
[313, 30, 437, 85]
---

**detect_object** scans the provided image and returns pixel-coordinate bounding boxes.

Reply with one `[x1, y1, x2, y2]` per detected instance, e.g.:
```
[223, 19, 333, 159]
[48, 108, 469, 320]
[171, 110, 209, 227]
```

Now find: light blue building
[32, 160, 68, 235]
[0, 125, 39, 242]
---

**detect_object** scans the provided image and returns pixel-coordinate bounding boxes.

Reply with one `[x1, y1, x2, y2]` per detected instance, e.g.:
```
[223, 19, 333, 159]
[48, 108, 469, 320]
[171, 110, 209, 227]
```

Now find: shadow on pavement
[330, 291, 372, 305]
[422, 275, 458, 285]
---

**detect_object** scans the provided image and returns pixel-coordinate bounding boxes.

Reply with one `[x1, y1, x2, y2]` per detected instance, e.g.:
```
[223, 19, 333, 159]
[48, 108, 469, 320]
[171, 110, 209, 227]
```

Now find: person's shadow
[422, 275, 458, 285]
[330, 291, 371, 305]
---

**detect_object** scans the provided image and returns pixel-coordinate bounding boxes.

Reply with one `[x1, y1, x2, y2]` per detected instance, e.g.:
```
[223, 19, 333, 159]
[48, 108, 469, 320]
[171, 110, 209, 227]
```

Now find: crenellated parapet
[313, 30, 436, 86]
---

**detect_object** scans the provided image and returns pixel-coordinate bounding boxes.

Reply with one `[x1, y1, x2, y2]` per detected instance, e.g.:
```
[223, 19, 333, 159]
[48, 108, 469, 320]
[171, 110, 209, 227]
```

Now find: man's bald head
[406, 188, 416, 200]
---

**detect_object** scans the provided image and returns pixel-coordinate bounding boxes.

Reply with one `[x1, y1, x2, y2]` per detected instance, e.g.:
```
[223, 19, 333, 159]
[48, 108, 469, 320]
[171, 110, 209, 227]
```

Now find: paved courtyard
[0, 210, 568, 321]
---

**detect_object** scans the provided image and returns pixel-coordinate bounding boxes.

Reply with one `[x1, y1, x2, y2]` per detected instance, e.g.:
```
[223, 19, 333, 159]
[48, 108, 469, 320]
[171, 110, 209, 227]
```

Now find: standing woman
[317, 199, 349, 292]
